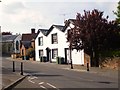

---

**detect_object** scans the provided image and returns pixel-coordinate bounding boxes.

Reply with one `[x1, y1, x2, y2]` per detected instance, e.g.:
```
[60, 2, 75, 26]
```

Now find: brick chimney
[31, 28, 35, 34]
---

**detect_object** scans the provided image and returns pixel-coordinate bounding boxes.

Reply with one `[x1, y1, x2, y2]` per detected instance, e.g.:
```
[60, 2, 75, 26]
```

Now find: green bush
[16, 54, 21, 58]
[26, 47, 35, 58]
[101, 50, 120, 57]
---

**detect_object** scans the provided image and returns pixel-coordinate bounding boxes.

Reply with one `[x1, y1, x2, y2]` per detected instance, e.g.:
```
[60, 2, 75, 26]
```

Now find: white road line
[27, 77, 30, 79]
[39, 82, 44, 85]
[47, 83, 59, 90]
[40, 85, 47, 90]
[27, 76, 35, 84]
[28, 79, 35, 83]
[30, 76, 38, 79]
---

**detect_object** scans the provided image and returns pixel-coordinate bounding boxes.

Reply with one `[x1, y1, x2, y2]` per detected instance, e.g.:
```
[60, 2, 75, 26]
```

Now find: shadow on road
[24, 70, 63, 77]
[31, 74, 63, 77]
[98, 81, 113, 84]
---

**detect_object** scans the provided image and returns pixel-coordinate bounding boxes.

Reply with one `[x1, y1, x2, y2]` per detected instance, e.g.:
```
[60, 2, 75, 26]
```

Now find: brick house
[20, 28, 38, 60]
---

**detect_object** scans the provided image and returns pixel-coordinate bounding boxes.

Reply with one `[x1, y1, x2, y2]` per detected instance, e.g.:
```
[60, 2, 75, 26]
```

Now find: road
[2, 57, 118, 90]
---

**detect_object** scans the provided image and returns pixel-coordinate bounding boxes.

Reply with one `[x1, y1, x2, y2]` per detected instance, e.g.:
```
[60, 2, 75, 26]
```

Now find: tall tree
[114, 1, 120, 24]
[67, 9, 119, 67]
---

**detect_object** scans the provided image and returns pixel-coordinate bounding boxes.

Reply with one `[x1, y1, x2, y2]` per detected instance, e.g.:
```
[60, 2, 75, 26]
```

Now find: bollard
[87, 63, 89, 71]
[20, 62, 23, 75]
[13, 61, 15, 72]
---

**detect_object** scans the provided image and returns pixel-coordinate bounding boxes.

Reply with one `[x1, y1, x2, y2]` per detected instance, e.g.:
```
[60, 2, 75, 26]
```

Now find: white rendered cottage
[35, 22, 84, 65]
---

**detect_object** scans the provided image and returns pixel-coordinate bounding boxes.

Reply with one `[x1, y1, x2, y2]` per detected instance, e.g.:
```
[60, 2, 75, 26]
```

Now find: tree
[114, 1, 120, 24]
[67, 9, 119, 67]
[26, 47, 35, 58]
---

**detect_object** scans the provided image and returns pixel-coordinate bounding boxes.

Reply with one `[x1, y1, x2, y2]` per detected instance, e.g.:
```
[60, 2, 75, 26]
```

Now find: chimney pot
[31, 28, 35, 34]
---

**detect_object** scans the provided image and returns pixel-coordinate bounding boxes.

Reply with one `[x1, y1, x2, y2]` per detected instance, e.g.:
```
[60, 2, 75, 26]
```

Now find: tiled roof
[21, 33, 37, 49]
[21, 41, 31, 49]
[36, 19, 75, 37]
[53, 25, 65, 32]
[38, 29, 49, 36]
[1, 35, 18, 42]
[21, 33, 37, 41]
[47, 25, 66, 36]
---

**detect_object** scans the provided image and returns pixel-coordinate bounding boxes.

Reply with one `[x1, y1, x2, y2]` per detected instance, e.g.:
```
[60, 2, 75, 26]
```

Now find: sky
[0, 0, 119, 34]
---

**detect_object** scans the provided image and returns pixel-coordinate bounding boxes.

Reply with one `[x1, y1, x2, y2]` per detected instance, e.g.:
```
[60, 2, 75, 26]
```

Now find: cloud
[22, 0, 120, 2]
[1, 1, 119, 34]
[1, 2, 54, 33]
[1, 1, 53, 24]
[2, 2, 25, 14]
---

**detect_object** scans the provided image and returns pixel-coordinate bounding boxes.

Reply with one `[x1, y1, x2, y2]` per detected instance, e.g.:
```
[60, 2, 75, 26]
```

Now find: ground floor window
[39, 50, 43, 58]
[52, 49, 58, 59]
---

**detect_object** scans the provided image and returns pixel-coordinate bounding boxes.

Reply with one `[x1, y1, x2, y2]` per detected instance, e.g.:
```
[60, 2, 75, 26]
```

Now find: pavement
[2, 67, 27, 90]
[37, 62, 118, 79]
[2, 57, 118, 90]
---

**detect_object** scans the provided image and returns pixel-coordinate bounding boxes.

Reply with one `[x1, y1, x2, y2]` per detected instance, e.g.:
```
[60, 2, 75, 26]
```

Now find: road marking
[28, 79, 35, 83]
[27, 76, 35, 84]
[40, 85, 47, 90]
[31, 76, 38, 79]
[47, 83, 59, 90]
[27, 76, 32, 79]
[39, 82, 44, 85]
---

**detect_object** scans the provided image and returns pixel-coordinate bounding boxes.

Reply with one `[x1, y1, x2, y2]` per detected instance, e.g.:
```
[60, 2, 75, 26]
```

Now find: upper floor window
[38, 36, 43, 46]
[51, 33, 58, 44]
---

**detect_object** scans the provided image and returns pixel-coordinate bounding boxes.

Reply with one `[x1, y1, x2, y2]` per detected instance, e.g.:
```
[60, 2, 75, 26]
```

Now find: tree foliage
[26, 47, 35, 58]
[114, 1, 120, 24]
[67, 9, 120, 66]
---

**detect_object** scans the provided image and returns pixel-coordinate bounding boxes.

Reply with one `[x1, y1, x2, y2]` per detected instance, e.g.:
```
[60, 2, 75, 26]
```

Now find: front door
[65, 48, 70, 64]
[46, 47, 51, 62]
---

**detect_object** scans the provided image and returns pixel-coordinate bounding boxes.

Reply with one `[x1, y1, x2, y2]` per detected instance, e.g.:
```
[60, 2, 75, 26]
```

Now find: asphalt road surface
[2, 57, 118, 90]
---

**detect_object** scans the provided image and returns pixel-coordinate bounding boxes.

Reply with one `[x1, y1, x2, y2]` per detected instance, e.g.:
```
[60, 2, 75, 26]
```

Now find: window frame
[39, 49, 43, 58]
[51, 33, 58, 44]
[16, 40, 19, 50]
[38, 36, 43, 46]
[52, 48, 58, 59]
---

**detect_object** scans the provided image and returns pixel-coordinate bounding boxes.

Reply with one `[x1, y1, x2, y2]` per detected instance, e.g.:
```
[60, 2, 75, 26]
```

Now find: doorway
[64, 48, 70, 64]
[46, 47, 51, 62]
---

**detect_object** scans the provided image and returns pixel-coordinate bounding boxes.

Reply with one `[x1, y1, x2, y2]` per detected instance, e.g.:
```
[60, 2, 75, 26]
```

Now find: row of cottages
[1, 34, 21, 57]
[35, 19, 85, 65]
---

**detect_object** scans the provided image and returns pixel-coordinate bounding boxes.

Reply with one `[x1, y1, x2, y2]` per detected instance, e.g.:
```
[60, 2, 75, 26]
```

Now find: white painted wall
[35, 32, 49, 61]
[64, 26, 84, 65]
[35, 24, 84, 65]
[72, 49, 84, 65]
